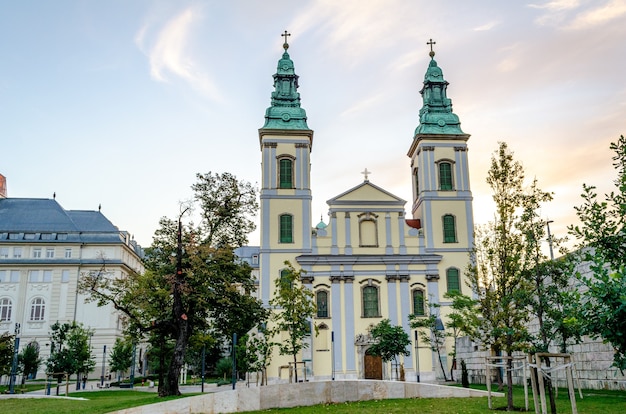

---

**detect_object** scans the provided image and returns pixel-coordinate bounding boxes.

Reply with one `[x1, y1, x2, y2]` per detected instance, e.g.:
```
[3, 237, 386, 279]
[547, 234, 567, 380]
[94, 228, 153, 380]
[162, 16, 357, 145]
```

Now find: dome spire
[260, 31, 310, 131]
[427, 38, 436, 59]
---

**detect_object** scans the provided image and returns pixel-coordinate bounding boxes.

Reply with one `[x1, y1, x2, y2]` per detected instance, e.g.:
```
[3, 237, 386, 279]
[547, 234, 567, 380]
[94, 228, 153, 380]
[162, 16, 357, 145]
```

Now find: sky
[1, 1, 625, 252]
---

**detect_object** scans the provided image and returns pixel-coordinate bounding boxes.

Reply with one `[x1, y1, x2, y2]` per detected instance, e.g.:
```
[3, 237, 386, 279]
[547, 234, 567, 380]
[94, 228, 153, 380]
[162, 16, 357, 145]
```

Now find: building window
[0, 247, 8, 258]
[278, 158, 293, 189]
[412, 289, 425, 316]
[43, 270, 52, 283]
[61, 270, 70, 283]
[32, 248, 42, 258]
[316, 290, 329, 318]
[10, 271, 19, 283]
[57, 233, 68, 240]
[252, 255, 258, 265]
[0, 298, 11, 321]
[64, 248, 72, 258]
[438, 162, 453, 190]
[13, 247, 22, 258]
[8, 233, 20, 240]
[41, 233, 53, 240]
[358, 212, 378, 247]
[46, 248, 54, 258]
[443, 214, 457, 243]
[24, 233, 36, 240]
[447, 268, 460, 293]
[363, 285, 380, 318]
[279, 268, 292, 290]
[279, 214, 293, 243]
[30, 298, 45, 321]
[0, 270, 5, 283]
[414, 168, 419, 195]
[29, 270, 40, 283]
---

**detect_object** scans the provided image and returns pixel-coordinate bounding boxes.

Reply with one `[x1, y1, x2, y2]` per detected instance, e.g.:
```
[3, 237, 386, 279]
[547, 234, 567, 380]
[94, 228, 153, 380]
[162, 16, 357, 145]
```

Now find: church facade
[256, 38, 474, 383]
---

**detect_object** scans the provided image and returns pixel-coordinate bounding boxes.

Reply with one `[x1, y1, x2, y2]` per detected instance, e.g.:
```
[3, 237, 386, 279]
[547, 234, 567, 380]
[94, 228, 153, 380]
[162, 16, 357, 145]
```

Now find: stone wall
[455, 336, 626, 391]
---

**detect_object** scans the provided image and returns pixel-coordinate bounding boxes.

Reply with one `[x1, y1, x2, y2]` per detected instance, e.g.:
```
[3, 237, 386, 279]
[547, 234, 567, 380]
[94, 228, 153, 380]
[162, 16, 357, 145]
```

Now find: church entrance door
[364, 352, 382, 380]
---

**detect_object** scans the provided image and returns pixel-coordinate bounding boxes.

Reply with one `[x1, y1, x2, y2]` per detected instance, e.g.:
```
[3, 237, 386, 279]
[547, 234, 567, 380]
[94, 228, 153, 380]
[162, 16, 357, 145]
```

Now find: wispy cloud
[134, 6, 221, 101]
[473, 21, 499, 31]
[567, 0, 626, 29]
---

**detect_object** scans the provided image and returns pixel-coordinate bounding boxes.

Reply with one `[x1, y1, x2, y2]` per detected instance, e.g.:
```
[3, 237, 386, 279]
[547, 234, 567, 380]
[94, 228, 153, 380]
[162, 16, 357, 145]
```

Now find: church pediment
[327, 181, 406, 208]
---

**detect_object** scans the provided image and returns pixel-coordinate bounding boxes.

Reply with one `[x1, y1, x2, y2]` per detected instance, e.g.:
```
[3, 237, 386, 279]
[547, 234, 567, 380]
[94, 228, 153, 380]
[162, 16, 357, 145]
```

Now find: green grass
[0, 390, 190, 414]
[0, 385, 623, 414]
[0, 383, 47, 394]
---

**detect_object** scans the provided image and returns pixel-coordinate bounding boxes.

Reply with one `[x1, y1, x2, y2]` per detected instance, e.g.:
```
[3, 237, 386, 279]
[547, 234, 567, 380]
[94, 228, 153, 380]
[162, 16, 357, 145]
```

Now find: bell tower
[407, 40, 474, 299]
[258, 32, 314, 305]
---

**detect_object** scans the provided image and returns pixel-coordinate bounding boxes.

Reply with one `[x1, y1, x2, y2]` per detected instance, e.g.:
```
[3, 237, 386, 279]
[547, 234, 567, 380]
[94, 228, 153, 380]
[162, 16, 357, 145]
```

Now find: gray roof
[0, 198, 125, 245]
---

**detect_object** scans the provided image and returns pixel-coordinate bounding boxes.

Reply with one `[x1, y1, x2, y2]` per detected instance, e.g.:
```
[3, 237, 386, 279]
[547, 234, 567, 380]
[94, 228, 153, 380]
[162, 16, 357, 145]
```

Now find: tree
[444, 291, 480, 381]
[79, 171, 264, 396]
[46, 322, 95, 391]
[409, 303, 449, 381]
[466, 142, 538, 410]
[269, 261, 317, 383]
[246, 324, 274, 385]
[18, 342, 42, 382]
[367, 319, 411, 380]
[0, 332, 14, 377]
[109, 338, 133, 381]
[569, 135, 626, 372]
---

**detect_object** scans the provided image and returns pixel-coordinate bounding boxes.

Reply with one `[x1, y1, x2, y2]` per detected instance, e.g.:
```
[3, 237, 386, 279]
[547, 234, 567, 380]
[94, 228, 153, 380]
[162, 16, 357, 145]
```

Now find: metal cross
[427, 38, 436, 53]
[361, 168, 371, 181]
[282, 30, 291, 49]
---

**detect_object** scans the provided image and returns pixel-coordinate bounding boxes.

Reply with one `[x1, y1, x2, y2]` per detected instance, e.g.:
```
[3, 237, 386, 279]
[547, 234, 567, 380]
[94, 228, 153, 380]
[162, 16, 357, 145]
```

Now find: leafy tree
[246, 324, 274, 385]
[367, 319, 410, 380]
[444, 291, 480, 381]
[46, 322, 95, 390]
[18, 342, 42, 381]
[109, 338, 134, 381]
[269, 261, 317, 383]
[0, 332, 14, 377]
[466, 142, 537, 410]
[409, 303, 448, 381]
[569, 135, 626, 372]
[79, 171, 263, 396]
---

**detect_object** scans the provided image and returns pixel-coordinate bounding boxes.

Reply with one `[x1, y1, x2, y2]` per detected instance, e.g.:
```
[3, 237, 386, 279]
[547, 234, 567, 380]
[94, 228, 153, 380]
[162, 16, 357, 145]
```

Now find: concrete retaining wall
[111, 380, 501, 414]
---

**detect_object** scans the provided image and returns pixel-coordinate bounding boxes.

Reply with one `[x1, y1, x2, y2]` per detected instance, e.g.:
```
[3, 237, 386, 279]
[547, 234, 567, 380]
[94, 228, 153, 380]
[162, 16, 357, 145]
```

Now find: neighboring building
[0, 175, 144, 379]
[255, 38, 474, 383]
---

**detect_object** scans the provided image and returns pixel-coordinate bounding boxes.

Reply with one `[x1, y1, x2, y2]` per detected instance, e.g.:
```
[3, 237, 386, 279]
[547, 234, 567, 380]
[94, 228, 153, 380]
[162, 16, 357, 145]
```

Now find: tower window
[279, 214, 293, 243]
[279, 158, 293, 189]
[447, 268, 460, 293]
[316, 290, 329, 318]
[362, 285, 380, 317]
[280, 268, 293, 290]
[443, 214, 457, 243]
[412, 289, 425, 316]
[438, 162, 453, 190]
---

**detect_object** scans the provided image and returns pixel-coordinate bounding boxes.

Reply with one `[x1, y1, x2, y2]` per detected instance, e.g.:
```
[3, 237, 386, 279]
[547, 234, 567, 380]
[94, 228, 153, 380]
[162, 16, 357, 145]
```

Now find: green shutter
[413, 290, 425, 316]
[439, 162, 453, 190]
[279, 159, 293, 189]
[363, 286, 379, 317]
[447, 268, 460, 293]
[280, 215, 293, 243]
[443, 215, 456, 243]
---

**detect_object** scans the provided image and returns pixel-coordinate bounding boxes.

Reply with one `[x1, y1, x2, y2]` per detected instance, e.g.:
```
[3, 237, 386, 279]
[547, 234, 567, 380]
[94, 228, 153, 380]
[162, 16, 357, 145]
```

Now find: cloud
[473, 21, 499, 31]
[134, 6, 221, 101]
[528, 0, 580, 11]
[566, 0, 626, 29]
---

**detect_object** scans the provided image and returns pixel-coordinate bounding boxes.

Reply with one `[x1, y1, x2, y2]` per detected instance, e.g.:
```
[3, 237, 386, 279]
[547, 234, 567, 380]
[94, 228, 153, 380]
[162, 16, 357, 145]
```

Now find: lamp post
[546, 220, 555, 260]
[414, 330, 420, 383]
[101, 345, 107, 386]
[9, 322, 21, 394]
[201, 344, 206, 393]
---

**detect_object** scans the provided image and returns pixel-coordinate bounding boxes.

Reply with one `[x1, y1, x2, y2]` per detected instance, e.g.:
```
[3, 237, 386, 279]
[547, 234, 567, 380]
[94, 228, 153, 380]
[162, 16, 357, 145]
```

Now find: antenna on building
[53, 192, 56, 199]
[98, 204, 101, 212]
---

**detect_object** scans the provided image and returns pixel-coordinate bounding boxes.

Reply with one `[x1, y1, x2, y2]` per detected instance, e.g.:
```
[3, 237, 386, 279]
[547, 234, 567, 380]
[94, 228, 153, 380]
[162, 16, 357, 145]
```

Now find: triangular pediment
[327, 181, 406, 208]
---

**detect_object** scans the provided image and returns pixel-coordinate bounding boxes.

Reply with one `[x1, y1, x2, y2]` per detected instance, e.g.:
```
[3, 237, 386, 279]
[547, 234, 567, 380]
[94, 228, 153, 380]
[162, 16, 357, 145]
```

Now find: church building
[256, 36, 474, 383]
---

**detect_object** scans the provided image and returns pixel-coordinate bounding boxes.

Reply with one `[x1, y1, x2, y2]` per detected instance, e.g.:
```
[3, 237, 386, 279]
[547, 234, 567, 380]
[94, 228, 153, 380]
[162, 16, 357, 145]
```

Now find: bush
[215, 357, 232, 379]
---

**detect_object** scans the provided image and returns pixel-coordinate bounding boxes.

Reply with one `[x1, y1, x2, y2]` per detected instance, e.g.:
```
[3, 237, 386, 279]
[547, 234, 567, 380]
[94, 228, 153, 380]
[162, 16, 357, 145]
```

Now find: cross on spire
[427, 38, 436, 58]
[282, 30, 291, 50]
[361, 168, 371, 181]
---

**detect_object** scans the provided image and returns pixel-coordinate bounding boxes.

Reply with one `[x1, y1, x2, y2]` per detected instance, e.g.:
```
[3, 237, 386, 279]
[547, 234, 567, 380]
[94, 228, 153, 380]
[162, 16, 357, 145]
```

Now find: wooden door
[364, 353, 382, 380]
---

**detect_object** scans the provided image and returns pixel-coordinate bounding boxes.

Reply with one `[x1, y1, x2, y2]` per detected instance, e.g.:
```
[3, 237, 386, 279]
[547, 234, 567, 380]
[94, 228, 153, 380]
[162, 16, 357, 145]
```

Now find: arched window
[447, 268, 460, 293]
[362, 286, 380, 318]
[438, 161, 453, 190]
[316, 290, 329, 318]
[412, 290, 425, 316]
[29, 298, 45, 321]
[443, 214, 457, 243]
[278, 158, 293, 189]
[279, 214, 293, 243]
[0, 298, 12, 321]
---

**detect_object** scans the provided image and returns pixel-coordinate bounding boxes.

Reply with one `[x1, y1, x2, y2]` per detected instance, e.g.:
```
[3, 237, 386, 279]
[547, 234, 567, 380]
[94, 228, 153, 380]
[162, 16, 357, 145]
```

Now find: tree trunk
[293, 353, 298, 383]
[436, 346, 448, 381]
[506, 357, 514, 411]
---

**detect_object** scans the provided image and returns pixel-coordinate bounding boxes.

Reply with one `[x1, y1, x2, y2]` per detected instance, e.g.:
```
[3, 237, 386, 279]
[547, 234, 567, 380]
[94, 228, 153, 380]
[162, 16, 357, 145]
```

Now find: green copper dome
[414, 56, 465, 135]
[261, 41, 310, 131]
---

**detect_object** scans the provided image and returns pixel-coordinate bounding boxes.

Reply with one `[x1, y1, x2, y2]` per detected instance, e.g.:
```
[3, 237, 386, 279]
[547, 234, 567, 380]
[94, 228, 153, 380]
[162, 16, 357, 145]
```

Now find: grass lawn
[0, 390, 190, 414]
[0, 385, 623, 414]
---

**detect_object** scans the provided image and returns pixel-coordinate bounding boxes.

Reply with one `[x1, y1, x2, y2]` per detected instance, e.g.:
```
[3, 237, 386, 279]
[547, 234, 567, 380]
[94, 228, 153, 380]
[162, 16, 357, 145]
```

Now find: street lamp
[414, 330, 420, 383]
[546, 220, 555, 260]
[9, 322, 21, 394]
